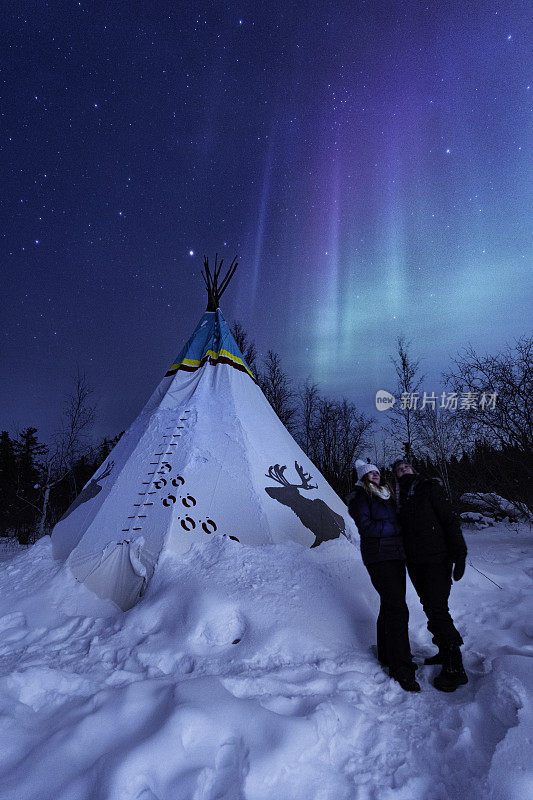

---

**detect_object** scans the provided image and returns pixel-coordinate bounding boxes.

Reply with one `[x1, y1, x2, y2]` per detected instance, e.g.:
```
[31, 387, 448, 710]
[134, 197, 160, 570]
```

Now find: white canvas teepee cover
[52, 309, 357, 610]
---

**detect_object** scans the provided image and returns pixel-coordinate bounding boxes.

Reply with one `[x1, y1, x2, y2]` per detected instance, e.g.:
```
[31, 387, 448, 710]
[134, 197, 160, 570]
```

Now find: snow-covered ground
[0, 522, 531, 800]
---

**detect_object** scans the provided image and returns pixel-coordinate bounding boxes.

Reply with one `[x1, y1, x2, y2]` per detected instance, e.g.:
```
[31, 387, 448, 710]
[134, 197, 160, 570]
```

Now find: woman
[348, 460, 420, 692]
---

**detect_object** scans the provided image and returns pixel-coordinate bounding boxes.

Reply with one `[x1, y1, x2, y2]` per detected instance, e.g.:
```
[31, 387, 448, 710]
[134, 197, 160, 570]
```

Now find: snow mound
[460, 511, 494, 529]
[0, 537, 24, 563]
[461, 493, 533, 522]
[0, 526, 532, 800]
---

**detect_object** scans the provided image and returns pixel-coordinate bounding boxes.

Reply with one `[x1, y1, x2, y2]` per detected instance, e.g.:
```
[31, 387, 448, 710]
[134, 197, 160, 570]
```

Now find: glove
[453, 557, 466, 581]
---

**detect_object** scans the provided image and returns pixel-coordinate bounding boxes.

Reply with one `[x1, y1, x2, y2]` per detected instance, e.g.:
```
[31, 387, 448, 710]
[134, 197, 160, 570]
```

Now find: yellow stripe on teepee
[168, 349, 254, 378]
[210, 349, 254, 377]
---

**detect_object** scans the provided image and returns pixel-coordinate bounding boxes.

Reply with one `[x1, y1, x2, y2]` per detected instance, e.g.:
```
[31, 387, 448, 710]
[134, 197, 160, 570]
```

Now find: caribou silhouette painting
[265, 462, 345, 547]
[59, 461, 115, 522]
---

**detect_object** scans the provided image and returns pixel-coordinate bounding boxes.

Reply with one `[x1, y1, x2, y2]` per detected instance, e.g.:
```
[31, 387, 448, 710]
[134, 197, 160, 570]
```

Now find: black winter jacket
[348, 485, 406, 566]
[397, 477, 467, 564]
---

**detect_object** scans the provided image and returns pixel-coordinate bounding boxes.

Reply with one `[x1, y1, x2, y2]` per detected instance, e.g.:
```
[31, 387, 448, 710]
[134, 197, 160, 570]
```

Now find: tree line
[234, 325, 532, 512]
[1, 333, 531, 543]
[0, 427, 123, 545]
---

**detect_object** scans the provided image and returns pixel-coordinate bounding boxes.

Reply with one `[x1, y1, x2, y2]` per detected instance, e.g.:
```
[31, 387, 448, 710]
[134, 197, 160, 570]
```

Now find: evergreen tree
[14, 427, 47, 544]
[0, 431, 17, 536]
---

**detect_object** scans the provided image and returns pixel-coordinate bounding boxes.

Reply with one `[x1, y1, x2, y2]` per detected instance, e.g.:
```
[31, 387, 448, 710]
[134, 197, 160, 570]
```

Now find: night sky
[2, 1, 532, 443]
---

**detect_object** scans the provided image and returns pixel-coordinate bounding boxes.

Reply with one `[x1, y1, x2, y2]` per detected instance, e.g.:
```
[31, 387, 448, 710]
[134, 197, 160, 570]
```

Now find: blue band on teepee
[164, 310, 255, 380]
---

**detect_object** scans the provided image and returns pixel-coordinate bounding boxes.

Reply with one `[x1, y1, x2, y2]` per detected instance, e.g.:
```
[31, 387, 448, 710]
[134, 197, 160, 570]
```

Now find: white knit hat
[355, 459, 380, 481]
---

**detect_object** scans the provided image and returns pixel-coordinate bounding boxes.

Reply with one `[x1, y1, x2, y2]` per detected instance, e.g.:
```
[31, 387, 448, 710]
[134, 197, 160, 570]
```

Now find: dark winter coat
[348, 485, 406, 566]
[397, 476, 467, 564]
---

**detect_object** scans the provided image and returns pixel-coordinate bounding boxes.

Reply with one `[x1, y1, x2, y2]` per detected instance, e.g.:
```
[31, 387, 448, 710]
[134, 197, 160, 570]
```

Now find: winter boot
[389, 667, 421, 692]
[390, 672, 421, 692]
[433, 645, 468, 692]
[397, 677, 421, 693]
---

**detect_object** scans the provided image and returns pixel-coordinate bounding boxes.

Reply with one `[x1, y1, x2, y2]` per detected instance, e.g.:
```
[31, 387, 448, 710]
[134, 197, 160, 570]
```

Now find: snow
[0, 522, 532, 800]
[461, 493, 533, 523]
[0, 537, 22, 563]
[460, 512, 494, 529]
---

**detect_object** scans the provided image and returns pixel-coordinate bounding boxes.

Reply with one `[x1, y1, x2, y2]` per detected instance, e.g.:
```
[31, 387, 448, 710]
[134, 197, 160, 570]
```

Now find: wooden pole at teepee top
[201, 253, 238, 311]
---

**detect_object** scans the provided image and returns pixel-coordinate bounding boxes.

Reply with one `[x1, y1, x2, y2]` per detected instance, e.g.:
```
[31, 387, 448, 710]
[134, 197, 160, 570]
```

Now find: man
[392, 459, 468, 692]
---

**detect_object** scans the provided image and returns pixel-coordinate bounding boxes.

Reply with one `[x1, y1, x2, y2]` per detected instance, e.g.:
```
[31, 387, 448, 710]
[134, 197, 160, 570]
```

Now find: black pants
[407, 560, 463, 648]
[365, 560, 415, 681]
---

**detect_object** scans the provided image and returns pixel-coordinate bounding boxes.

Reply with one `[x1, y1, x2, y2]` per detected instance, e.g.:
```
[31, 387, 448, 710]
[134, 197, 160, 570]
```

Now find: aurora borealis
[2, 1, 532, 439]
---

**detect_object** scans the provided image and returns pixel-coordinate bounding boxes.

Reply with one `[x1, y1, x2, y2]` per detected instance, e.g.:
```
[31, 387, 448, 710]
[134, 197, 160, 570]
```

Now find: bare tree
[415, 407, 462, 496]
[370, 432, 396, 475]
[37, 373, 96, 537]
[296, 381, 320, 458]
[259, 350, 297, 430]
[445, 335, 533, 509]
[389, 336, 424, 460]
[230, 320, 258, 375]
[311, 397, 374, 497]
[445, 336, 532, 458]
[336, 399, 374, 494]
[314, 398, 338, 484]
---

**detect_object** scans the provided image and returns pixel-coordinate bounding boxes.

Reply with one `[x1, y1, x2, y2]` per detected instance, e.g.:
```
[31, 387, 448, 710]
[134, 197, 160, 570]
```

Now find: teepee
[52, 255, 357, 609]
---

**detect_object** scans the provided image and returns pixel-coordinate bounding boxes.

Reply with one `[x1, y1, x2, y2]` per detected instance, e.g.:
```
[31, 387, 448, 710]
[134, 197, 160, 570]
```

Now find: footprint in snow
[191, 607, 247, 649]
[259, 693, 319, 717]
[193, 737, 249, 800]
